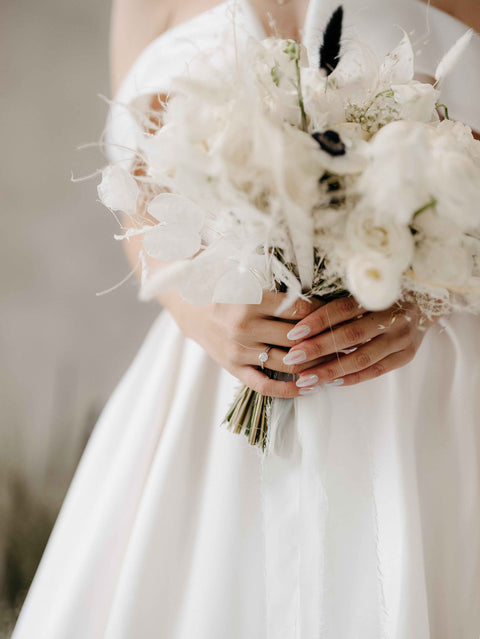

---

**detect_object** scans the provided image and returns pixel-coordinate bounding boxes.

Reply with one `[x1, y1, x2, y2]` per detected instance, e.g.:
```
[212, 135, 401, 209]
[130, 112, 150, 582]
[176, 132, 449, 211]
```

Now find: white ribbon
[262, 386, 388, 638]
[261, 388, 331, 638]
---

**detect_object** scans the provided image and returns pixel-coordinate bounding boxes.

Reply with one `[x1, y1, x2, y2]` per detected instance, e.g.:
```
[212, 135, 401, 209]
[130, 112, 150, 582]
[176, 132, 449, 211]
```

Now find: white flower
[143, 193, 205, 261]
[346, 251, 403, 310]
[464, 235, 480, 278]
[392, 82, 439, 122]
[378, 32, 414, 87]
[97, 165, 139, 215]
[412, 208, 458, 242]
[429, 145, 480, 232]
[302, 67, 344, 129]
[346, 208, 414, 271]
[332, 39, 380, 95]
[412, 239, 473, 286]
[357, 120, 432, 225]
[434, 119, 480, 164]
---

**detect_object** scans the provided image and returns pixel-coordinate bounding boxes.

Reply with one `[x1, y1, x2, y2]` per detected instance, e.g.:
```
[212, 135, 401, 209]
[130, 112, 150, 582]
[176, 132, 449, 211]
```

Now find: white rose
[429, 146, 480, 232]
[412, 239, 473, 286]
[412, 208, 462, 244]
[346, 251, 403, 310]
[346, 208, 414, 271]
[392, 82, 439, 122]
[427, 123, 480, 232]
[434, 119, 480, 164]
[357, 120, 432, 225]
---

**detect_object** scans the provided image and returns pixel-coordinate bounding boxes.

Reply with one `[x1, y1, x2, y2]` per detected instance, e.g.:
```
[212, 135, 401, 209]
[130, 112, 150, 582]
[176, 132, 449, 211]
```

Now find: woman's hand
[167, 289, 334, 398]
[283, 296, 436, 391]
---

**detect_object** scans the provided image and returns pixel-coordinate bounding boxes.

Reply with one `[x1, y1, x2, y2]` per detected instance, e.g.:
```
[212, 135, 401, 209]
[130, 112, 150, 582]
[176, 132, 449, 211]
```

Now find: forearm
[120, 210, 191, 327]
[119, 103, 192, 323]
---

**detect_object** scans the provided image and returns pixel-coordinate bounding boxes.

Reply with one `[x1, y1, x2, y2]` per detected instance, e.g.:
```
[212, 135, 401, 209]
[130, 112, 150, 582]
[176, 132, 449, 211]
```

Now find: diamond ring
[258, 346, 272, 370]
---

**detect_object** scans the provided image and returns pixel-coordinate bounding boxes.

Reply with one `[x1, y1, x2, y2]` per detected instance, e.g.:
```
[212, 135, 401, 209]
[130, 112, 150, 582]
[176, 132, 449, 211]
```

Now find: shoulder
[109, 0, 174, 95]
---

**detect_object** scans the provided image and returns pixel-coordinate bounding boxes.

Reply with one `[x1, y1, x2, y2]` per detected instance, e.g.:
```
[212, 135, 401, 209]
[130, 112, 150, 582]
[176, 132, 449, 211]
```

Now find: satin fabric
[12, 1, 480, 637]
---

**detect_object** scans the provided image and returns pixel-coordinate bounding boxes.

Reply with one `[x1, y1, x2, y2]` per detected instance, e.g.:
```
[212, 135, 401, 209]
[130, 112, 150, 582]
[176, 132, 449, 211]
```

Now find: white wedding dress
[12, 1, 480, 638]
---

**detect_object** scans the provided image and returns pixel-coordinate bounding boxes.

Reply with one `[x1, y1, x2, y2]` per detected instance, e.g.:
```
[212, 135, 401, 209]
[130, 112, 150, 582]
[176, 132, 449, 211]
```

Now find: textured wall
[0, 0, 158, 624]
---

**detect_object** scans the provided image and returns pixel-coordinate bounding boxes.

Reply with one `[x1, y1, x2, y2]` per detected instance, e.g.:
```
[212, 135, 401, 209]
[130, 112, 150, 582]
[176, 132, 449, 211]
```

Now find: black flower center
[312, 130, 346, 156]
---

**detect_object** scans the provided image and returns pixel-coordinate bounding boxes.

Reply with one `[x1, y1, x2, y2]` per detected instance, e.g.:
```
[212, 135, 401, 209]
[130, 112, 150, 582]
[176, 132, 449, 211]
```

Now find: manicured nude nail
[324, 378, 344, 387]
[296, 374, 319, 388]
[287, 324, 311, 341]
[299, 385, 321, 396]
[283, 350, 307, 365]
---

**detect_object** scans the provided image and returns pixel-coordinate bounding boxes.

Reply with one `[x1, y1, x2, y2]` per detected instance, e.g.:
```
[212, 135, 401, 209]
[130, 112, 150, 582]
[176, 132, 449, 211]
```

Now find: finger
[258, 291, 324, 321]
[338, 349, 414, 387]
[296, 335, 401, 386]
[242, 366, 300, 399]
[227, 316, 293, 351]
[286, 311, 390, 361]
[237, 342, 330, 375]
[252, 317, 306, 348]
[285, 296, 364, 341]
[261, 347, 334, 375]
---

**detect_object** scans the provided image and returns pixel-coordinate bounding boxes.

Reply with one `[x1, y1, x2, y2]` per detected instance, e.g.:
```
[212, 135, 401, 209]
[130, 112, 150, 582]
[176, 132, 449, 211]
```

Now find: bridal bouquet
[98, 6, 480, 450]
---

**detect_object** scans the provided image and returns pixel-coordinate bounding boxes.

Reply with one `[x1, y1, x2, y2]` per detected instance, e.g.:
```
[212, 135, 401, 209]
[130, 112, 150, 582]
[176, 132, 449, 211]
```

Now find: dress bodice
[103, 0, 480, 165]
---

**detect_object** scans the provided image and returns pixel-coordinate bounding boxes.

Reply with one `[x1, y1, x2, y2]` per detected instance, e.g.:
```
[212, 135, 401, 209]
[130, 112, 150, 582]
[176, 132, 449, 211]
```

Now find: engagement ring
[258, 346, 272, 370]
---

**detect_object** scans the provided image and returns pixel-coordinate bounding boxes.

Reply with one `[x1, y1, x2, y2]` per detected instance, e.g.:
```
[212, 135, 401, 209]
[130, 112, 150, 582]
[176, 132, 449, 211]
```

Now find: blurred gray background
[0, 0, 158, 632]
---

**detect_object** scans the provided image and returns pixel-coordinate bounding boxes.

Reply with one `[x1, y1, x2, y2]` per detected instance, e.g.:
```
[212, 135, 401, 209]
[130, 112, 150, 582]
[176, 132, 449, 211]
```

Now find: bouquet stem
[223, 287, 348, 452]
[223, 385, 272, 451]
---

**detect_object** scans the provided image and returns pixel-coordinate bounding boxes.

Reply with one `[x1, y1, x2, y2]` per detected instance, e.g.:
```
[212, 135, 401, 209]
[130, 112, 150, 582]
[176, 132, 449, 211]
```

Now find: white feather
[435, 29, 474, 85]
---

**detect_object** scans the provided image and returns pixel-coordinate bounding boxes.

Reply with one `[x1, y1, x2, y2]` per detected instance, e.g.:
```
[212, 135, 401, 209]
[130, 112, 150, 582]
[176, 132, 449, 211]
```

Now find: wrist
[157, 288, 194, 337]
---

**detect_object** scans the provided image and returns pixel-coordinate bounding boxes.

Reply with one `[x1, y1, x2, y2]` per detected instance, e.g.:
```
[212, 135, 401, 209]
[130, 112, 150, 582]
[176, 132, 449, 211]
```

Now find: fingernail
[299, 385, 321, 396]
[283, 350, 307, 365]
[296, 374, 319, 388]
[287, 324, 311, 341]
[324, 378, 344, 387]
[339, 347, 357, 355]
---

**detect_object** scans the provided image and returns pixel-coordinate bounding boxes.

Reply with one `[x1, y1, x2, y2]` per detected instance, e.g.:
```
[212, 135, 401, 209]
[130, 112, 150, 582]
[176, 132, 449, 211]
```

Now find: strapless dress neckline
[113, 0, 475, 104]
[105, 0, 479, 170]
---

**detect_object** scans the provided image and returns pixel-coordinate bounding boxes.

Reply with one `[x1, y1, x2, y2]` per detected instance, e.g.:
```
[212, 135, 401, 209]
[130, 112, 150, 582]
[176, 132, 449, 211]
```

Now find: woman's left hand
[283, 296, 437, 392]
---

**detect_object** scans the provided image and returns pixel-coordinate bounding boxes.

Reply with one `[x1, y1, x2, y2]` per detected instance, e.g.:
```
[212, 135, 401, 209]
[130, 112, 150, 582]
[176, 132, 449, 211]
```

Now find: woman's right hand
[165, 289, 329, 398]
[118, 184, 329, 399]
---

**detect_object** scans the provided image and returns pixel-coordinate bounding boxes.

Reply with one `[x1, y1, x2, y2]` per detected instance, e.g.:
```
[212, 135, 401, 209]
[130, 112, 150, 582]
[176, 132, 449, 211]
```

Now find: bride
[12, 0, 480, 637]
